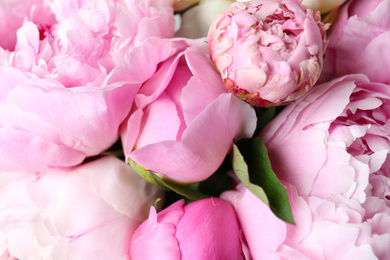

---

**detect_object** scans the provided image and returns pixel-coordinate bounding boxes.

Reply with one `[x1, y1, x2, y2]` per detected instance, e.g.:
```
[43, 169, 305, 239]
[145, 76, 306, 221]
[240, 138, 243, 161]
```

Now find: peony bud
[207, 0, 328, 107]
[130, 199, 243, 259]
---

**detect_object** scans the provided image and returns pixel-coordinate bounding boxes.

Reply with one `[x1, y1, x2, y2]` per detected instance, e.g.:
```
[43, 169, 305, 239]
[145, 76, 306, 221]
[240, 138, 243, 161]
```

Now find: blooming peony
[207, 0, 328, 107]
[0, 156, 163, 260]
[130, 198, 243, 259]
[121, 38, 256, 183]
[321, 0, 390, 84]
[257, 74, 390, 259]
[0, 0, 175, 172]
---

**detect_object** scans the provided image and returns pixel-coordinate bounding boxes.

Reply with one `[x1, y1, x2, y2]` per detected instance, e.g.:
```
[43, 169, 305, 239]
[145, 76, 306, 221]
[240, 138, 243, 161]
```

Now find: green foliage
[149, 171, 209, 201]
[233, 138, 295, 224]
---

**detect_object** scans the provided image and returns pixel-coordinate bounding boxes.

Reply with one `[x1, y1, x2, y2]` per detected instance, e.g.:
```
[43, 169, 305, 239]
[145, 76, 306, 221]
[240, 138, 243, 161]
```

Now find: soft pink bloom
[121, 38, 256, 183]
[130, 198, 243, 260]
[0, 156, 163, 260]
[258, 74, 390, 259]
[0, 0, 175, 172]
[207, 0, 328, 107]
[321, 0, 390, 84]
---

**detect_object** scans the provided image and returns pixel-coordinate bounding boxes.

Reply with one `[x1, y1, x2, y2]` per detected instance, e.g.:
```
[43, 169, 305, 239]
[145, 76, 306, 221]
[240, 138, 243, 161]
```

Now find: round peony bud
[207, 0, 328, 107]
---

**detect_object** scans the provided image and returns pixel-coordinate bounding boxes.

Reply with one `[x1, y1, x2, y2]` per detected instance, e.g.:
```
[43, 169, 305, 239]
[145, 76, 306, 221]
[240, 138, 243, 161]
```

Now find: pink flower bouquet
[1, 0, 389, 259]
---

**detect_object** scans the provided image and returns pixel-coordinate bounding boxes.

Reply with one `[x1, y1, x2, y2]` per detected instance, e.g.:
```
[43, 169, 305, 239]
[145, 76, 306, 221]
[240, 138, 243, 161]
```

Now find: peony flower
[258, 74, 390, 259]
[0, 0, 176, 172]
[0, 156, 163, 260]
[301, 0, 347, 13]
[321, 0, 390, 84]
[207, 0, 328, 107]
[121, 38, 256, 184]
[130, 198, 243, 259]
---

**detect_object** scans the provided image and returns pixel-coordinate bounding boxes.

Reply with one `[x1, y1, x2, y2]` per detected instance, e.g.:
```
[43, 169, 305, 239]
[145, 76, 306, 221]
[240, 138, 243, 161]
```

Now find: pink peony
[121, 38, 256, 183]
[207, 0, 328, 107]
[321, 0, 390, 84]
[0, 156, 163, 260]
[0, 0, 176, 172]
[257, 74, 390, 259]
[130, 198, 243, 259]
[0, 157, 162, 260]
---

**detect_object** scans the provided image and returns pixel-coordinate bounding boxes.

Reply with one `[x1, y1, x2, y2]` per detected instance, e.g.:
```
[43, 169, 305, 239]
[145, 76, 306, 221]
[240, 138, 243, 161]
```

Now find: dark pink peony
[130, 198, 243, 259]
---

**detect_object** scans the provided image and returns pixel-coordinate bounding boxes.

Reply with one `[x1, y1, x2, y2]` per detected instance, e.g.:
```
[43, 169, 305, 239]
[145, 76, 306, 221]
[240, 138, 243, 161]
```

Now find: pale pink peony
[256, 74, 390, 259]
[207, 0, 328, 107]
[0, 0, 176, 172]
[121, 38, 256, 183]
[0, 156, 163, 260]
[321, 0, 390, 84]
[130, 198, 243, 259]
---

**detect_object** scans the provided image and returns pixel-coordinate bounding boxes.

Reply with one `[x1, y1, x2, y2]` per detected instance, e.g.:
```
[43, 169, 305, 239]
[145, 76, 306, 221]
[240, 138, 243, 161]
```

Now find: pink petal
[130, 205, 183, 260]
[129, 93, 256, 183]
[136, 93, 181, 148]
[222, 184, 286, 259]
[176, 198, 242, 259]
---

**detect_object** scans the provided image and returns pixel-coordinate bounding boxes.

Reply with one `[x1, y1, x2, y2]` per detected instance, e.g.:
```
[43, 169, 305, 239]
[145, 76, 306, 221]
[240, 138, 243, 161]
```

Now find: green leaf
[128, 159, 157, 185]
[149, 171, 209, 201]
[232, 143, 269, 205]
[233, 138, 295, 224]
